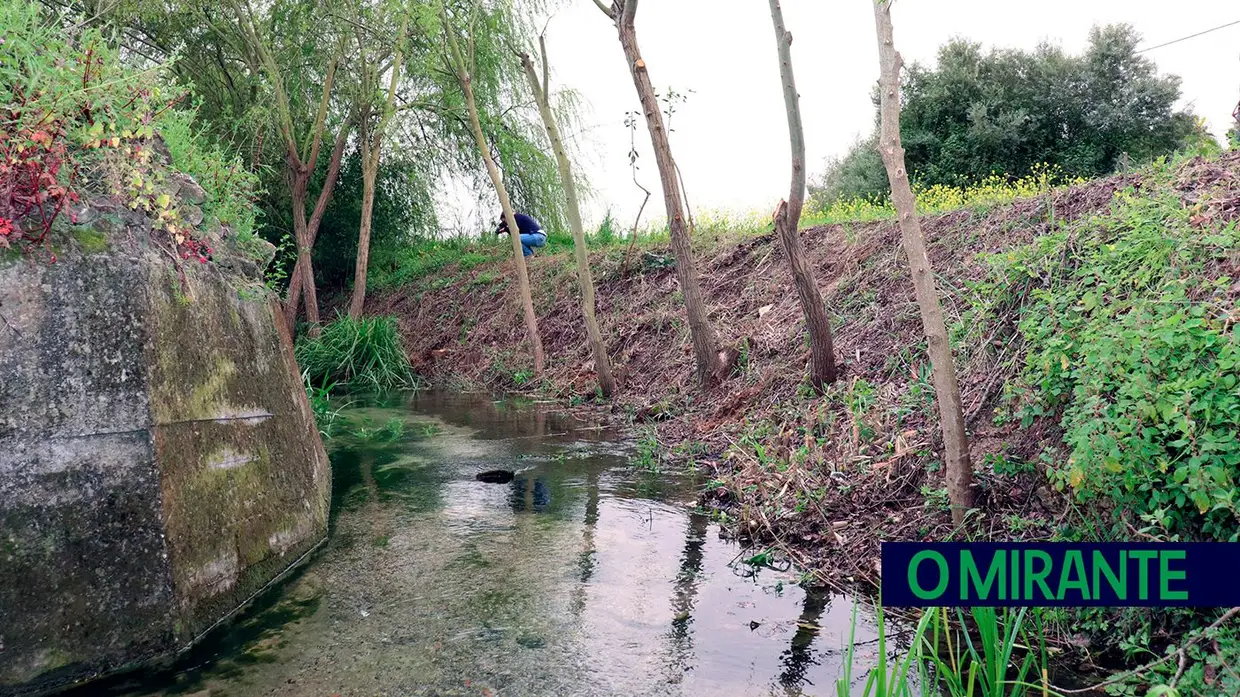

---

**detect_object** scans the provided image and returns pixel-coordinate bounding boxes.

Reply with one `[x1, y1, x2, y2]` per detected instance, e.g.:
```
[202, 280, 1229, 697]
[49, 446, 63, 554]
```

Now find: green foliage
[432, 0, 572, 239]
[105, 0, 580, 298]
[982, 163, 1240, 541]
[836, 604, 932, 697]
[808, 132, 888, 208]
[808, 164, 1080, 225]
[633, 427, 661, 471]
[349, 416, 406, 443]
[294, 315, 416, 392]
[1106, 622, 1240, 697]
[812, 25, 1206, 205]
[925, 608, 1053, 697]
[0, 1, 257, 263]
[369, 235, 507, 291]
[593, 210, 620, 245]
[303, 372, 347, 439]
[157, 106, 261, 241]
[313, 148, 438, 291]
[983, 451, 1032, 477]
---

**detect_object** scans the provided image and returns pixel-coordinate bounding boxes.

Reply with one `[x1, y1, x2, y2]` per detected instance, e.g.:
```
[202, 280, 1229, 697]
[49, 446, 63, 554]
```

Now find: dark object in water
[476, 469, 515, 484]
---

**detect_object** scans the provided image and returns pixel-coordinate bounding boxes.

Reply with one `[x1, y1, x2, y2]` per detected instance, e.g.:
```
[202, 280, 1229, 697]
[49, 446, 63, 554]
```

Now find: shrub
[156, 107, 261, 242]
[294, 316, 416, 392]
[986, 161, 1240, 541]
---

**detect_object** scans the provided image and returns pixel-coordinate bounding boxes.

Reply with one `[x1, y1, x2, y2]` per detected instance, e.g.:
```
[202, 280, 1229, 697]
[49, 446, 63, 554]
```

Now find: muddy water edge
[77, 390, 900, 697]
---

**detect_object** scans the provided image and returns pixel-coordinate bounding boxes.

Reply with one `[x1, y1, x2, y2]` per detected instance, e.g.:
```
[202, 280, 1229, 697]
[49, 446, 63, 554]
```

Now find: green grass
[837, 603, 1058, 697]
[294, 315, 416, 392]
[303, 372, 347, 439]
[366, 167, 1084, 293]
[369, 236, 507, 292]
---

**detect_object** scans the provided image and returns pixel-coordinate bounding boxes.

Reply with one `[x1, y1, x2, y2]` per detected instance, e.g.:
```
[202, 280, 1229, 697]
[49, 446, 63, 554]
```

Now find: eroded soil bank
[367, 178, 1129, 585]
[369, 153, 1240, 595]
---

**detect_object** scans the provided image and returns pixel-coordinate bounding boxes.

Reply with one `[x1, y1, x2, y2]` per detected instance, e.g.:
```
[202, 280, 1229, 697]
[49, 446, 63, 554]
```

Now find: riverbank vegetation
[295, 315, 415, 392]
[374, 150, 1240, 693]
[8, 0, 1240, 693]
[0, 1, 262, 267]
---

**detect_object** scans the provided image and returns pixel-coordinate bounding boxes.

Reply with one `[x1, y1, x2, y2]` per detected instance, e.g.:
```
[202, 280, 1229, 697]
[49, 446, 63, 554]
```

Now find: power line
[1136, 18, 1240, 53]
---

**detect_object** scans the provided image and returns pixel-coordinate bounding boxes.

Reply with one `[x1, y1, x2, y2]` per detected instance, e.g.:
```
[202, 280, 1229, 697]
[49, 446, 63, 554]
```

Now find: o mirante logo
[880, 542, 1238, 607]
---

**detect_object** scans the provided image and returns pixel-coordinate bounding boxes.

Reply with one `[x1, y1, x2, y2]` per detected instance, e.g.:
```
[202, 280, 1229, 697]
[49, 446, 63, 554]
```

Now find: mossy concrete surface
[0, 236, 330, 695]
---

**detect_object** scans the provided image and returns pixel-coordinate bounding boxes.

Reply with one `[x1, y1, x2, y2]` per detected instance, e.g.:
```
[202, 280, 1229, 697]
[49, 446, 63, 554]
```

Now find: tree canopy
[79, 0, 572, 296]
[811, 24, 1210, 205]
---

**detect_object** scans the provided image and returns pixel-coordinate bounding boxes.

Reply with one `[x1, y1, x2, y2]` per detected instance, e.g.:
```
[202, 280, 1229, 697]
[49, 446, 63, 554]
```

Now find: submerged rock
[475, 469, 515, 484]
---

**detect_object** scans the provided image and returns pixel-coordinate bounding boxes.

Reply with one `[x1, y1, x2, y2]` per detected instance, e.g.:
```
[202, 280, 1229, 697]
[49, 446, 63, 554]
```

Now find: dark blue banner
[880, 542, 1240, 607]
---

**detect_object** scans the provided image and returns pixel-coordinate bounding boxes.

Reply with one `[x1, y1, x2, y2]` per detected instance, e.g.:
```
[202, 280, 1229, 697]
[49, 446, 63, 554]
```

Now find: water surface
[103, 391, 892, 697]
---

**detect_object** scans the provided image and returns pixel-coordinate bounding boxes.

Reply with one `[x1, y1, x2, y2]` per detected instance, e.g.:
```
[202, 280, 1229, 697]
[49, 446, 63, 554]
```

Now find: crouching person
[495, 212, 546, 257]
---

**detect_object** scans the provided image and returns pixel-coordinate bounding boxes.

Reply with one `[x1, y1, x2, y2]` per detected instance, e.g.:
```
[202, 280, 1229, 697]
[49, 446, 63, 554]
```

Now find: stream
[91, 390, 894, 697]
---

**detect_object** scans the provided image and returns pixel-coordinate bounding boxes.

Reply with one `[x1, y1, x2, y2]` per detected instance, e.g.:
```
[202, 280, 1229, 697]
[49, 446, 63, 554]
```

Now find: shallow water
[96, 390, 898, 697]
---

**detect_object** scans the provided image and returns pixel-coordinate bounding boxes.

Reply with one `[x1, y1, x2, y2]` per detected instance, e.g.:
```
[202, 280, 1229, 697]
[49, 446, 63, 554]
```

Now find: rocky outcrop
[0, 187, 329, 695]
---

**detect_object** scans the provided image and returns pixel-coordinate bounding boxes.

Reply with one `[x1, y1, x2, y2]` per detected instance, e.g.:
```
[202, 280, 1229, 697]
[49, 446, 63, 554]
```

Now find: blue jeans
[520, 231, 546, 257]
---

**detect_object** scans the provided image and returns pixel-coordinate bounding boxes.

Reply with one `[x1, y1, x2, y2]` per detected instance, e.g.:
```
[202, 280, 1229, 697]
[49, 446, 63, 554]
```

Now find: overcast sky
[445, 1, 1240, 233]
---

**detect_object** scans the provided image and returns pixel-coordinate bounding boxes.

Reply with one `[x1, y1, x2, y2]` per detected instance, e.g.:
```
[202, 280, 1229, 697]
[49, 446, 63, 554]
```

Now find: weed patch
[295, 315, 416, 392]
[981, 159, 1240, 541]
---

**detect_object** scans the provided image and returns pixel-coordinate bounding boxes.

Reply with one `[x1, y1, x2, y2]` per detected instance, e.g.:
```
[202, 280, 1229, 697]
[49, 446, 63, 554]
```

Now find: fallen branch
[1054, 607, 1240, 694]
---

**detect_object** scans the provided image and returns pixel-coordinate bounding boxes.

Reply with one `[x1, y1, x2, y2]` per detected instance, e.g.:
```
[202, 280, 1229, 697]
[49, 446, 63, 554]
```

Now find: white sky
[445, 1, 1240, 234]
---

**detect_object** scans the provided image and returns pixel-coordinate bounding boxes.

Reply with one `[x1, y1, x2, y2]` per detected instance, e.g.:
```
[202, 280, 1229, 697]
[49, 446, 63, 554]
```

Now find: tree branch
[237, 0, 300, 166]
[769, 0, 805, 219]
[304, 57, 339, 172]
[620, 0, 637, 28]
[591, 0, 614, 20]
[539, 34, 550, 95]
[369, 15, 409, 168]
[307, 121, 352, 240]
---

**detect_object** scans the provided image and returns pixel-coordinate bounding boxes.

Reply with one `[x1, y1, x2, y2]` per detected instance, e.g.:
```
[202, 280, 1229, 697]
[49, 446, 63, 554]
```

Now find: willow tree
[232, 0, 351, 332]
[347, 4, 409, 318]
[440, 0, 544, 375]
[593, 0, 726, 386]
[518, 36, 615, 396]
[768, 0, 837, 391]
[872, 0, 974, 523]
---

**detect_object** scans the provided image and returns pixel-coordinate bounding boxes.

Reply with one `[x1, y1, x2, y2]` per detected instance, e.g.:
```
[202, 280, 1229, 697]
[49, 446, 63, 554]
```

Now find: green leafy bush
[294, 316, 416, 392]
[988, 163, 1240, 540]
[156, 107, 261, 242]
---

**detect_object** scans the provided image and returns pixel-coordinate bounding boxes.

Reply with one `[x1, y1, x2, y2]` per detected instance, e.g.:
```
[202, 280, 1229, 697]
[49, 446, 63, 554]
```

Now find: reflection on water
[87, 390, 898, 697]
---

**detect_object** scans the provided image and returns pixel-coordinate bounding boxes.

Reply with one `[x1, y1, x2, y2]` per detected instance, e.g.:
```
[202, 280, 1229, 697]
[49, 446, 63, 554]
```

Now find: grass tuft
[295, 315, 416, 392]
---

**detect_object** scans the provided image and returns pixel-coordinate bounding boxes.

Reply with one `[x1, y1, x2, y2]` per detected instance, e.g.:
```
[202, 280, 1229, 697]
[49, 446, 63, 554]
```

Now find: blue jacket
[496, 212, 542, 237]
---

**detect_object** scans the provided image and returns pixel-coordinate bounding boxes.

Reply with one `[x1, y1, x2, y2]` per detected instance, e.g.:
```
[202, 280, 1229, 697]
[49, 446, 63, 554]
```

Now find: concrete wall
[0, 232, 330, 695]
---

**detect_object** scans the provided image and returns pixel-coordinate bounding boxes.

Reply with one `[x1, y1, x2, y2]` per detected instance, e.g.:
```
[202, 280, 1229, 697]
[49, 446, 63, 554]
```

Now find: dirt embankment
[367, 165, 1187, 585]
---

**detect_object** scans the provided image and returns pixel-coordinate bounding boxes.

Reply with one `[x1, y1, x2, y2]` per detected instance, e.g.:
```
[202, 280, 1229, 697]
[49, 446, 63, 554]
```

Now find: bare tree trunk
[520, 40, 616, 397]
[768, 0, 838, 391]
[872, 0, 974, 524]
[285, 161, 317, 331]
[349, 147, 378, 317]
[602, 0, 724, 386]
[349, 19, 407, 319]
[443, 9, 545, 376]
[284, 123, 350, 332]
